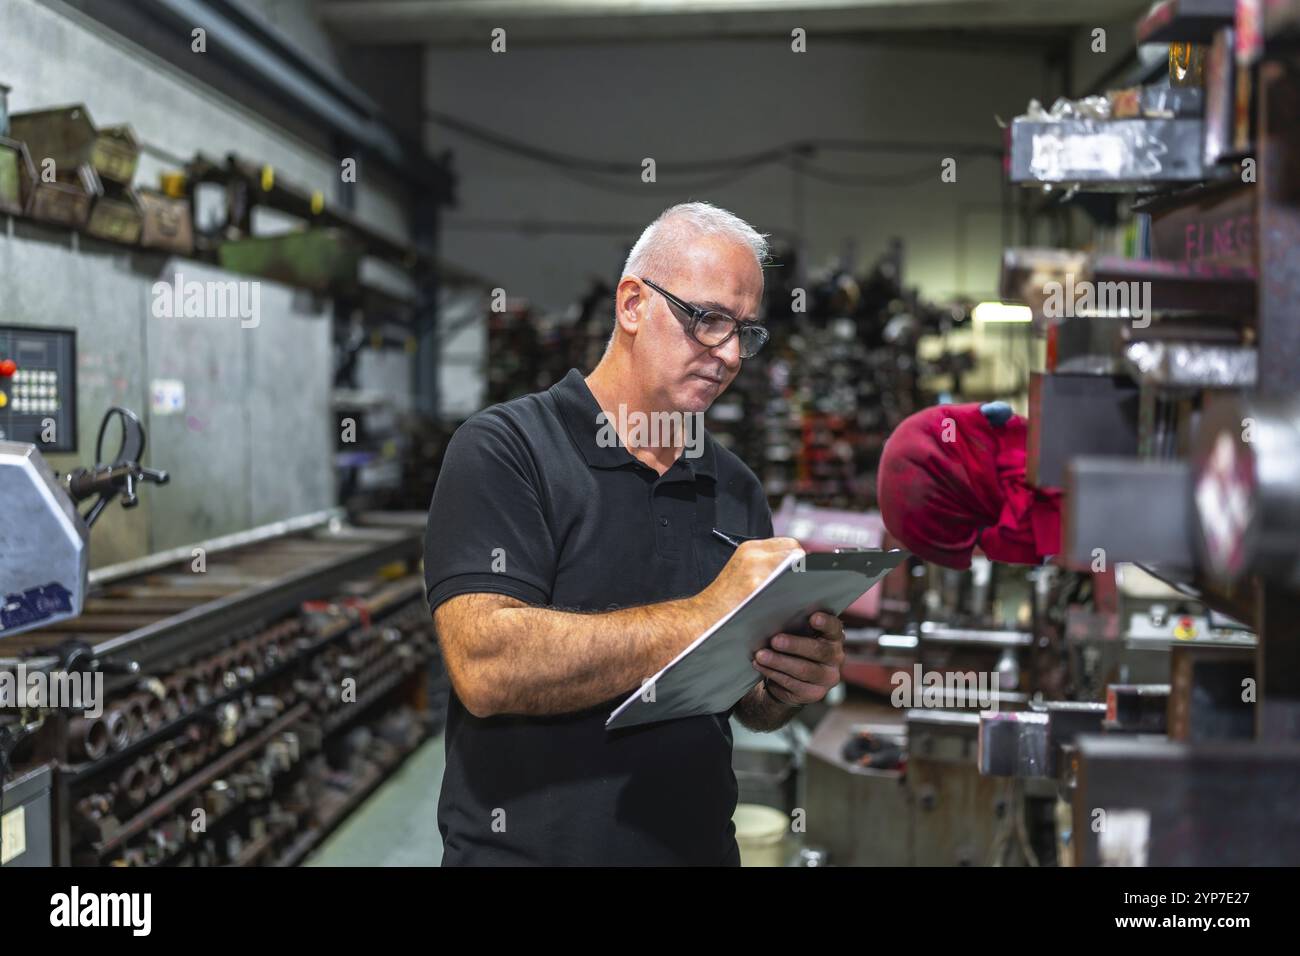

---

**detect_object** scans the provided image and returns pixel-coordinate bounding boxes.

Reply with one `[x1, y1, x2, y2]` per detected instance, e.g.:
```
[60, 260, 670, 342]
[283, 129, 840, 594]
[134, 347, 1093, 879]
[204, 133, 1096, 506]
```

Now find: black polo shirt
[424, 368, 773, 866]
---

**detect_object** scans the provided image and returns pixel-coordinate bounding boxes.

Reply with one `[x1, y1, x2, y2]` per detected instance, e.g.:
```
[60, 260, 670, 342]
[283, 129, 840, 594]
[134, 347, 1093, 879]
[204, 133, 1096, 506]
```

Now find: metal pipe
[156, 741, 181, 787]
[160, 683, 182, 721]
[68, 715, 110, 762]
[176, 670, 205, 709]
[135, 692, 167, 732]
[203, 660, 225, 698]
[236, 640, 260, 676]
[141, 755, 163, 798]
[164, 674, 191, 716]
[104, 708, 132, 751]
[148, 693, 168, 729]
[117, 760, 149, 811]
[215, 652, 239, 693]
[123, 697, 148, 740]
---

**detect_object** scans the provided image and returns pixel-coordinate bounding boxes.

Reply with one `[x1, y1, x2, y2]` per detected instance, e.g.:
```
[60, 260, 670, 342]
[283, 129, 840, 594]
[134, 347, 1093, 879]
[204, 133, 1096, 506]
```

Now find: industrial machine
[0, 392, 444, 866]
[0, 399, 170, 864]
[790, 0, 1300, 862]
[2, 405, 169, 638]
[968, 5, 1300, 866]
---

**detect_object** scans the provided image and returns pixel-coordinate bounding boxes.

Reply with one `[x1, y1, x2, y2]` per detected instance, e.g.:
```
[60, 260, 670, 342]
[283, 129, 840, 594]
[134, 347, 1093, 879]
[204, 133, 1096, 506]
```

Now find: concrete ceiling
[318, 0, 1152, 46]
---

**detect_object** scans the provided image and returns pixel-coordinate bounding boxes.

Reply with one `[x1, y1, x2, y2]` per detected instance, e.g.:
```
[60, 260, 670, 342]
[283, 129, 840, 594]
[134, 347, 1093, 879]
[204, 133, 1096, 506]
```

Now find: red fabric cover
[876, 403, 1062, 569]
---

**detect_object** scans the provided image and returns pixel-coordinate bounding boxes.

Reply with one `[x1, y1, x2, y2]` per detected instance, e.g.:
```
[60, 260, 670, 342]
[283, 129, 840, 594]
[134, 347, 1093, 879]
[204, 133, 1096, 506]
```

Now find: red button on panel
[0, 359, 16, 378]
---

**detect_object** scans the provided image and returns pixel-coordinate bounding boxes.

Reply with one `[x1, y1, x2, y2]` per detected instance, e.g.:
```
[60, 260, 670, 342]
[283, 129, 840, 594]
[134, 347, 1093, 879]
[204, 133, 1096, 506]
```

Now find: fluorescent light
[972, 301, 1032, 323]
[878, 634, 919, 650]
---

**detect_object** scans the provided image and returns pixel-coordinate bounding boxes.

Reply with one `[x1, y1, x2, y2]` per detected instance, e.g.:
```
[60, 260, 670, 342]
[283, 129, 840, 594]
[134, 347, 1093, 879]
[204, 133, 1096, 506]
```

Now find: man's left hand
[752, 612, 845, 706]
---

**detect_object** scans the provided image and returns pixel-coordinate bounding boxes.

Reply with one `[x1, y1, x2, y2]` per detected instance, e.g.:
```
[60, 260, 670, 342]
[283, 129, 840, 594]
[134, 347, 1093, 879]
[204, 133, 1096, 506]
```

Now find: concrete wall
[0, 226, 335, 567]
[424, 37, 1061, 313]
[0, 0, 412, 567]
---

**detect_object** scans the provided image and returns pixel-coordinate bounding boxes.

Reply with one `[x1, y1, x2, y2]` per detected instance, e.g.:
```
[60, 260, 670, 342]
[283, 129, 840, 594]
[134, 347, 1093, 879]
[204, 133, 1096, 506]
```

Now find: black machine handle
[64, 407, 170, 526]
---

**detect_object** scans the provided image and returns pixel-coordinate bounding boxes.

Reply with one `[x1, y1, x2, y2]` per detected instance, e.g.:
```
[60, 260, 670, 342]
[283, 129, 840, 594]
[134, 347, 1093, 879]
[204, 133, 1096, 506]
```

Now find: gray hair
[622, 202, 769, 281]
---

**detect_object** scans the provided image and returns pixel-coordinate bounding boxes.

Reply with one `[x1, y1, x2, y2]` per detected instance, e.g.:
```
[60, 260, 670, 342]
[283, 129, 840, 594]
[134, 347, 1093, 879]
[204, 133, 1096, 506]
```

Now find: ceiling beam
[318, 0, 1149, 46]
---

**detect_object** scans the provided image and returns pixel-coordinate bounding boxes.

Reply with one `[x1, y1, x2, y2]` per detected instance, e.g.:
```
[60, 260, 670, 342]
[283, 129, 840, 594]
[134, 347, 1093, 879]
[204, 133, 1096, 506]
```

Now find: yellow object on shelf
[160, 170, 186, 198]
[1169, 42, 1206, 87]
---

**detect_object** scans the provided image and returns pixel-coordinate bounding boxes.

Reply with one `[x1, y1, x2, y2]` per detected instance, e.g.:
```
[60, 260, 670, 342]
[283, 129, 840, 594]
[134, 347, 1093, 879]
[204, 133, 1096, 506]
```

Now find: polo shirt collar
[551, 368, 718, 480]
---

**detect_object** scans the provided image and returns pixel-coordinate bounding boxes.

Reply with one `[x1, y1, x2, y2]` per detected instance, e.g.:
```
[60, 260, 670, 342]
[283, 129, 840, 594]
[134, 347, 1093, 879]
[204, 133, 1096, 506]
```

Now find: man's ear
[614, 275, 646, 338]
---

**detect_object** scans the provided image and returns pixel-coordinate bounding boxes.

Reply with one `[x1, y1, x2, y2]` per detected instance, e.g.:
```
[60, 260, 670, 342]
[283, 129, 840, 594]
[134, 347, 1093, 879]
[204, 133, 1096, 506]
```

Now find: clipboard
[606, 548, 908, 731]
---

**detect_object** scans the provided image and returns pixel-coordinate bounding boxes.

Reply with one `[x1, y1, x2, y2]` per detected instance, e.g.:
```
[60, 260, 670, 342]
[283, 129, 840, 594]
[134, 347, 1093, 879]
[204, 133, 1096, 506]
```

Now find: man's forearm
[735, 681, 801, 732]
[437, 539, 802, 718]
[439, 594, 716, 717]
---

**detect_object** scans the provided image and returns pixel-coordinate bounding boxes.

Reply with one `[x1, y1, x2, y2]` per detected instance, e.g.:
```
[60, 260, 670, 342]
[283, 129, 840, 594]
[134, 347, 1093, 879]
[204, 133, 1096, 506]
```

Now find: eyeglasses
[639, 277, 769, 359]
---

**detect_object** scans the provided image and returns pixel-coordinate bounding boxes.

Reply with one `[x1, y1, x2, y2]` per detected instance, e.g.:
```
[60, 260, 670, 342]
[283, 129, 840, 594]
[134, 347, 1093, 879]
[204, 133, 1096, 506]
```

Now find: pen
[711, 529, 759, 549]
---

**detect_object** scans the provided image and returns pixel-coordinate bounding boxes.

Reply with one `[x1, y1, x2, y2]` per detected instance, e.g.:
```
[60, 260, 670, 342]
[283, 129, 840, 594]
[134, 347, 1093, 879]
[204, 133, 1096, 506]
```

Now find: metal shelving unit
[995, 3, 1300, 864]
[1, 512, 443, 867]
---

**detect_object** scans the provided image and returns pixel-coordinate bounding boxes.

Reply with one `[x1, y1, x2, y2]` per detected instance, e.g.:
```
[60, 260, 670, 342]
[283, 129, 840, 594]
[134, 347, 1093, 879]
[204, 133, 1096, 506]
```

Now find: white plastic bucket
[733, 802, 789, 867]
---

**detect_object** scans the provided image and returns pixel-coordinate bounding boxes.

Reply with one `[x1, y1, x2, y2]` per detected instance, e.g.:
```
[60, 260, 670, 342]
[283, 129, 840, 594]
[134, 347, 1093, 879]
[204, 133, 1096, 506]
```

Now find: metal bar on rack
[88, 509, 345, 588]
[1253, 61, 1300, 741]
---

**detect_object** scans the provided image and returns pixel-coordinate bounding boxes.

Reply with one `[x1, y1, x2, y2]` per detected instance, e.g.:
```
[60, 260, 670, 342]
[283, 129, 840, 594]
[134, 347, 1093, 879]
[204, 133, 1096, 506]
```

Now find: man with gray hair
[424, 201, 847, 865]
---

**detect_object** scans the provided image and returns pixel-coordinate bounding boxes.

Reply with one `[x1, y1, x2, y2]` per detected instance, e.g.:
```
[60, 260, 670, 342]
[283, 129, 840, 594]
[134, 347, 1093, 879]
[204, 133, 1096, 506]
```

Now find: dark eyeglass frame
[639, 277, 769, 359]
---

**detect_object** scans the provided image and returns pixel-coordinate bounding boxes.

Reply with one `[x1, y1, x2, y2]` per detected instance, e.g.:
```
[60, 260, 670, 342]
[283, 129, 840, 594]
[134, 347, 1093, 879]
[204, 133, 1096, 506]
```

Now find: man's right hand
[698, 537, 803, 620]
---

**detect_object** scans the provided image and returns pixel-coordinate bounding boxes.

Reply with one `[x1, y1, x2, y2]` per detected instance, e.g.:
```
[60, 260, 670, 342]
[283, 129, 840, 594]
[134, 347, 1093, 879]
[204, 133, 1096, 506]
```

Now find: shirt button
[659, 517, 669, 526]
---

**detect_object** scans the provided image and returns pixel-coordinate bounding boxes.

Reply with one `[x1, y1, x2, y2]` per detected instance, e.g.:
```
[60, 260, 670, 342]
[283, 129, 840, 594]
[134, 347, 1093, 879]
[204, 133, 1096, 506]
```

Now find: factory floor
[304, 734, 447, 866]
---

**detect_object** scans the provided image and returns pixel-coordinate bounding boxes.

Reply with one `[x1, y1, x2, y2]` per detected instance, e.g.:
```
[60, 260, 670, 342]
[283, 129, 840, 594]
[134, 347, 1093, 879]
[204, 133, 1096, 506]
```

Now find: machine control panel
[0, 325, 77, 452]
